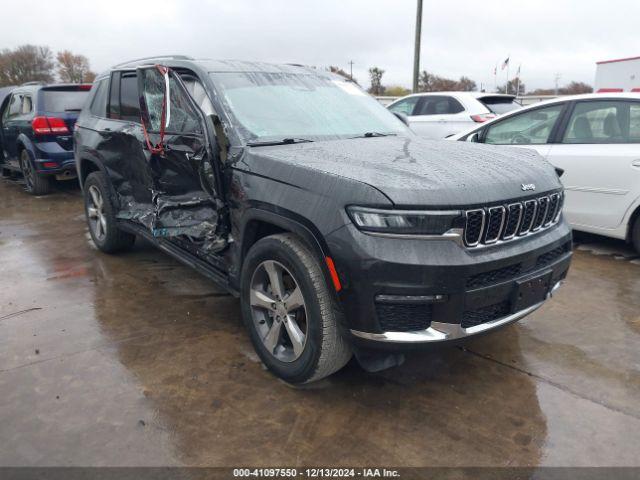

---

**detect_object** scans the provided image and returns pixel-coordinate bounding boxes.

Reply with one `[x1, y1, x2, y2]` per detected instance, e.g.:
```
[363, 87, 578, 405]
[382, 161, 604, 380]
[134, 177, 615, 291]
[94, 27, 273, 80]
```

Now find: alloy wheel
[249, 260, 308, 362]
[87, 185, 107, 242]
[20, 151, 35, 191]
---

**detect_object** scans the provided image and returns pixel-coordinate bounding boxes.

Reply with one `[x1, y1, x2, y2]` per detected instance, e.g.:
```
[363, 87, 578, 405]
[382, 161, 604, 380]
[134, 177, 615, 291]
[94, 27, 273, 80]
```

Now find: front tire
[241, 233, 351, 384]
[83, 171, 136, 253]
[20, 149, 51, 195]
[632, 216, 640, 254]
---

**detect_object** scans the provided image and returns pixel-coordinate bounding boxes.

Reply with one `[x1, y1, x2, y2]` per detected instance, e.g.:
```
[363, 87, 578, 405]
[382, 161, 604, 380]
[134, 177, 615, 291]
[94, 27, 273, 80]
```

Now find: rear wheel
[632, 216, 640, 254]
[83, 171, 136, 253]
[241, 233, 351, 384]
[20, 149, 51, 195]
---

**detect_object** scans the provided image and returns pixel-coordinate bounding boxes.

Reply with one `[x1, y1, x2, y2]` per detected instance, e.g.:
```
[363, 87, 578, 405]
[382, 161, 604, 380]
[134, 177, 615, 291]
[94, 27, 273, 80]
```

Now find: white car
[387, 92, 521, 139]
[449, 93, 640, 252]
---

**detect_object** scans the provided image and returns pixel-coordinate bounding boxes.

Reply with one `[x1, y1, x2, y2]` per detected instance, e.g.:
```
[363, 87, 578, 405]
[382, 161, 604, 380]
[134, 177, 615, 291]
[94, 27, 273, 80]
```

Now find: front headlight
[347, 206, 464, 235]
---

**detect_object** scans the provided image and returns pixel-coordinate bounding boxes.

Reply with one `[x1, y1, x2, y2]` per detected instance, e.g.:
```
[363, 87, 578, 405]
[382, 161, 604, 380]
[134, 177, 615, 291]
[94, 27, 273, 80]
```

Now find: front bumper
[351, 281, 561, 344]
[326, 219, 572, 348]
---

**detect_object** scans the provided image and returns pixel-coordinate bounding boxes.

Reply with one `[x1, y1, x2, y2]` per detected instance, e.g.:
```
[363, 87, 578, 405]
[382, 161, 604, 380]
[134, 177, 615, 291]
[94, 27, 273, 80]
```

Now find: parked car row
[1, 57, 574, 384]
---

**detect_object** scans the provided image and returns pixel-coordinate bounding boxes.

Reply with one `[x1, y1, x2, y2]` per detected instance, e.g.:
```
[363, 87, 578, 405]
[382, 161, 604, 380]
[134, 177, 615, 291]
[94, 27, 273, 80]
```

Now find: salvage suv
[74, 56, 572, 383]
[1, 82, 91, 194]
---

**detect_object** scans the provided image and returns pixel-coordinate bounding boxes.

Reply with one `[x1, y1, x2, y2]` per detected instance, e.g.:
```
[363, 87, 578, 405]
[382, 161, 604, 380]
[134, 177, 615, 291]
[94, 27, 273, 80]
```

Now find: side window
[119, 73, 140, 123]
[108, 72, 121, 119]
[388, 97, 419, 116]
[21, 96, 33, 115]
[484, 104, 564, 145]
[180, 74, 215, 116]
[167, 75, 202, 133]
[562, 101, 638, 144]
[139, 70, 201, 134]
[630, 104, 640, 141]
[6, 94, 23, 118]
[415, 96, 464, 116]
[89, 79, 109, 117]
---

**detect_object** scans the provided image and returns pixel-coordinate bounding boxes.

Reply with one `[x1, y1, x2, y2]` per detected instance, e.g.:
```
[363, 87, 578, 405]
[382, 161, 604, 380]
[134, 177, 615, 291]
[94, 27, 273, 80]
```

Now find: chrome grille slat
[484, 206, 506, 244]
[463, 192, 564, 248]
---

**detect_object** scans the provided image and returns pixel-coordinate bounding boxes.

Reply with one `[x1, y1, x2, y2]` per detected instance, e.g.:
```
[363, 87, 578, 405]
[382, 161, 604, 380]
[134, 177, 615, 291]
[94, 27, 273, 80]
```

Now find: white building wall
[595, 57, 640, 92]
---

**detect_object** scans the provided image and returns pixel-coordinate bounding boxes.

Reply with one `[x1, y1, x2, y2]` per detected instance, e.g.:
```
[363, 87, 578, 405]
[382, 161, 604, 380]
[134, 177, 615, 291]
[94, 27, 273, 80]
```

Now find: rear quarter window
[41, 89, 90, 113]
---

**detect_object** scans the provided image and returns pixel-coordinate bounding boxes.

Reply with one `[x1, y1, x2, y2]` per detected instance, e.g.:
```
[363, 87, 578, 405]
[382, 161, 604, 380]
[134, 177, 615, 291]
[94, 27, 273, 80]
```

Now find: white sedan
[387, 92, 521, 139]
[449, 93, 640, 252]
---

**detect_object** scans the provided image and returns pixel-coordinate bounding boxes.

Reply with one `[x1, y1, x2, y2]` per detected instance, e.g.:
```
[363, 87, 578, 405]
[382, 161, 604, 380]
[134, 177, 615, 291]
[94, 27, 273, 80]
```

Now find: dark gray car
[74, 57, 572, 383]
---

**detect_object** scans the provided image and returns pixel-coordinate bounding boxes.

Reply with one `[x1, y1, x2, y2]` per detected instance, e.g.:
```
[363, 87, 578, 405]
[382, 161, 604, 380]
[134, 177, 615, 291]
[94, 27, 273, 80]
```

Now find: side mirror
[392, 111, 410, 126]
[138, 65, 171, 154]
[555, 167, 565, 178]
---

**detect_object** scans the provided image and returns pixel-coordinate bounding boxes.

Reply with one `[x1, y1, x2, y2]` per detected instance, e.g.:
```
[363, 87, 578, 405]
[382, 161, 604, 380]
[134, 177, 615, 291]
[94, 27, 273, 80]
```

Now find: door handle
[632, 159, 640, 168]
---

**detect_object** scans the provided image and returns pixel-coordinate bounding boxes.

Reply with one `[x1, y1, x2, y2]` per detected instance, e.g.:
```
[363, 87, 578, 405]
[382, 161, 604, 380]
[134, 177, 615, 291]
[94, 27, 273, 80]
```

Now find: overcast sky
[2, 0, 637, 91]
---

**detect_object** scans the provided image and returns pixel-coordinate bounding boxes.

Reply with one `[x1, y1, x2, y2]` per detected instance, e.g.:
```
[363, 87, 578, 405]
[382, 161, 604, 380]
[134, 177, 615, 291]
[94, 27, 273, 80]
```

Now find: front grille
[536, 241, 571, 269]
[503, 203, 523, 239]
[462, 301, 511, 328]
[463, 193, 563, 248]
[484, 207, 505, 244]
[464, 209, 485, 247]
[466, 263, 522, 289]
[376, 303, 433, 332]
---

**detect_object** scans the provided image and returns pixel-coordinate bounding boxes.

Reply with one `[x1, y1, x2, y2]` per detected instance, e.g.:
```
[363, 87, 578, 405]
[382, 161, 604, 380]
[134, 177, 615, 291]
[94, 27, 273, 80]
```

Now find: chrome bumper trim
[351, 281, 562, 344]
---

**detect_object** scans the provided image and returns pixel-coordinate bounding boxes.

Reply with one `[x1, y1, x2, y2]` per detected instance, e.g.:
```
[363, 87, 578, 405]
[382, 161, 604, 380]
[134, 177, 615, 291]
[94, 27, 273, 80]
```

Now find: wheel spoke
[263, 261, 285, 299]
[284, 315, 305, 358]
[99, 215, 107, 232]
[95, 217, 103, 238]
[87, 207, 99, 219]
[250, 288, 276, 311]
[263, 319, 283, 354]
[284, 286, 304, 313]
[89, 187, 103, 209]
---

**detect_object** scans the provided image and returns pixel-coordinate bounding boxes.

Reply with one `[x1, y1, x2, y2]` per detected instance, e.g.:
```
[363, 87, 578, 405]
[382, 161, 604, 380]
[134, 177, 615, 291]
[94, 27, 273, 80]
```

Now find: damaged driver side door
[137, 65, 227, 258]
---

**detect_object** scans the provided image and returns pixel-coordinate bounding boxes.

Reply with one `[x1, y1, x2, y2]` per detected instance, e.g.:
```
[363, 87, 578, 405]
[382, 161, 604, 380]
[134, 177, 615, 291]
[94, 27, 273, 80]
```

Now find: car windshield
[209, 71, 407, 143]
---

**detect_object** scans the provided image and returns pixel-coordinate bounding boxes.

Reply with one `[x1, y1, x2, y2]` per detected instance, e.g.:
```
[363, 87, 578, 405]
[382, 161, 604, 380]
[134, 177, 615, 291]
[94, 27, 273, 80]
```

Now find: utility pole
[554, 73, 561, 95]
[348, 60, 354, 81]
[412, 0, 423, 93]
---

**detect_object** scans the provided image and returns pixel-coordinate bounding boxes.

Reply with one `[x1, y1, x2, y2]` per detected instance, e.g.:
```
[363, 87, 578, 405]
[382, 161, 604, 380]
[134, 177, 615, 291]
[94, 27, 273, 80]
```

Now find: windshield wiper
[247, 138, 314, 147]
[350, 132, 397, 139]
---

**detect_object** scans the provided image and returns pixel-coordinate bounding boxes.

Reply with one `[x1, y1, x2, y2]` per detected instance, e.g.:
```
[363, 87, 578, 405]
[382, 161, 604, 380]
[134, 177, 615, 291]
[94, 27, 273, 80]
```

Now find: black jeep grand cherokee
[74, 56, 572, 383]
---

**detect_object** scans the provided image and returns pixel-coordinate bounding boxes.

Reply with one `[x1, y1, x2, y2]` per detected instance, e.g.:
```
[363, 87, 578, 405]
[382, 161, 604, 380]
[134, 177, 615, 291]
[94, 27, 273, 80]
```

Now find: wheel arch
[238, 207, 340, 293]
[628, 202, 640, 243]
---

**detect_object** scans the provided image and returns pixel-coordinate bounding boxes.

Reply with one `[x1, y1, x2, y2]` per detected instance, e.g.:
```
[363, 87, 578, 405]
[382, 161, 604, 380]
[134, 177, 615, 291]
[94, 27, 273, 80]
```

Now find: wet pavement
[1, 178, 639, 468]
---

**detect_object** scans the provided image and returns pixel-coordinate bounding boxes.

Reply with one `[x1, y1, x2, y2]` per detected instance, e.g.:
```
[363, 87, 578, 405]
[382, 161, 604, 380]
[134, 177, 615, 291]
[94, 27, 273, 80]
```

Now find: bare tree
[418, 70, 477, 92]
[0, 45, 54, 86]
[368, 67, 385, 95]
[57, 50, 95, 83]
[498, 78, 525, 96]
[528, 81, 593, 96]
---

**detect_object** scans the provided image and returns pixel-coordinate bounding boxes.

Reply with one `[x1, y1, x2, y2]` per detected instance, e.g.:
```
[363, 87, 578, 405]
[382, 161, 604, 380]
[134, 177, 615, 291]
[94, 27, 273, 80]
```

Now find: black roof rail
[112, 55, 194, 69]
[20, 81, 46, 86]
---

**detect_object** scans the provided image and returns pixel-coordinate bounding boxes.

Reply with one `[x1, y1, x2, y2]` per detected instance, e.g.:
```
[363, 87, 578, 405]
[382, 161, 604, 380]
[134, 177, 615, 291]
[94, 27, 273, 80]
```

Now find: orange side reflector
[325, 257, 342, 292]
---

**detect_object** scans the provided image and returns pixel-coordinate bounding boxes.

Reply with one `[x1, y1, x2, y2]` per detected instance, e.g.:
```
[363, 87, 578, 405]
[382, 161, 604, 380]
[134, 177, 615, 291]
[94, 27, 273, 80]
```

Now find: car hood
[243, 135, 562, 207]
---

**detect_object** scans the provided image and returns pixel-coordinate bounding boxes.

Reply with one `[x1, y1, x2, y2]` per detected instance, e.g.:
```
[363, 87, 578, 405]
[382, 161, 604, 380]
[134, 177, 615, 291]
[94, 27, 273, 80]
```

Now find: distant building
[594, 56, 640, 93]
